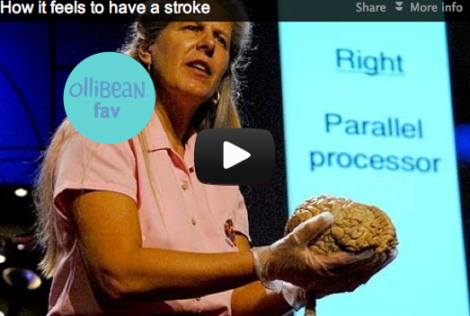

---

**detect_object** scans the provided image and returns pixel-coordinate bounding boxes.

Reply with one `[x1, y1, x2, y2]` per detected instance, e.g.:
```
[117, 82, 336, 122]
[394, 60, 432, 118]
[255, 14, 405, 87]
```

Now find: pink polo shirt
[48, 114, 251, 315]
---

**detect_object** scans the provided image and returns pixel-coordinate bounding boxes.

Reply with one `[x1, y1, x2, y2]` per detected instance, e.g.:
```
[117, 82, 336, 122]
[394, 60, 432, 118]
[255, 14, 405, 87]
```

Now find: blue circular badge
[64, 52, 155, 144]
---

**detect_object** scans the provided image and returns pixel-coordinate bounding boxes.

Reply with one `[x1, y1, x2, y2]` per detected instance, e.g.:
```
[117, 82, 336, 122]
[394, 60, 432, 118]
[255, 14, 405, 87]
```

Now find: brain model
[285, 195, 398, 316]
[286, 195, 398, 258]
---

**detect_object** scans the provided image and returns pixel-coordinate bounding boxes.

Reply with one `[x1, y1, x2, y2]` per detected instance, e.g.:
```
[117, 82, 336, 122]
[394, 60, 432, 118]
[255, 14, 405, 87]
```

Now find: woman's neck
[155, 100, 196, 157]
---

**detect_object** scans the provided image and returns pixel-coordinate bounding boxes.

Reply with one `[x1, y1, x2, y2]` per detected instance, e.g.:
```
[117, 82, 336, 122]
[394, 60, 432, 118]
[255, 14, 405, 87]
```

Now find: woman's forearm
[71, 191, 259, 303]
[99, 247, 258, 302]
[232, 281, 293, 316]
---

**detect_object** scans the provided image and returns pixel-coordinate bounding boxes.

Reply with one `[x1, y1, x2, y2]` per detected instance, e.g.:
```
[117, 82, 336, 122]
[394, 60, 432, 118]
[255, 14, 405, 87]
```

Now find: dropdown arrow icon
[396, 1, 403, 5]
[396, 6, 403, 11]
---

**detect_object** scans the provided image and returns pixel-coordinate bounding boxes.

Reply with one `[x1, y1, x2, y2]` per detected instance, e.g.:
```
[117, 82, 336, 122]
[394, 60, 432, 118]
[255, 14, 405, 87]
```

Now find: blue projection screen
[279, 22, 469, 316]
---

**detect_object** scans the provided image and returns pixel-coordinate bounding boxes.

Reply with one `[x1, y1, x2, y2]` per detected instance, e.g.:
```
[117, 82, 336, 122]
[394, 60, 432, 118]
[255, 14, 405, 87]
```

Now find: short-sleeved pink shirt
[48, 114, 251, 316]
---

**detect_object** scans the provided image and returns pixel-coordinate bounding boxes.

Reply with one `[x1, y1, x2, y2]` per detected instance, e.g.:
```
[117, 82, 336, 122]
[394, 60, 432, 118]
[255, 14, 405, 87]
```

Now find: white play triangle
[223, 141, 251, 169]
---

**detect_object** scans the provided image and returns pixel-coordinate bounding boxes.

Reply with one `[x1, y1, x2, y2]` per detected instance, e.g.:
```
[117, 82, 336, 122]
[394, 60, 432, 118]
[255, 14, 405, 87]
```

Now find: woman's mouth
[186, 60, 212, 76]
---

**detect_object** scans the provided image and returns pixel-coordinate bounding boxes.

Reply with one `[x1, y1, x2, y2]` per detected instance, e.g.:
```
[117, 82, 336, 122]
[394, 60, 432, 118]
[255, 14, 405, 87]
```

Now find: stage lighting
[2, 267, 42, 290]
[456, 124, 470, 164]
[13, 188, 27, 198]
[0, 255, 5, 264]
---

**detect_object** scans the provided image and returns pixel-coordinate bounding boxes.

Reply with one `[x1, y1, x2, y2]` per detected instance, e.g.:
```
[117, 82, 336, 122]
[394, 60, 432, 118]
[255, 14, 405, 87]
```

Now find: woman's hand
[251, 212, 374, 291]
[315, 248, 398, 298]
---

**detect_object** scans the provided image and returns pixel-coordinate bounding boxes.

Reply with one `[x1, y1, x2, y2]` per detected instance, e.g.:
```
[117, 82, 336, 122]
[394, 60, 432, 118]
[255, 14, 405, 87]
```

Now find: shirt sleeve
[53, 132, 137, 220]
[232, 187, 252, 242]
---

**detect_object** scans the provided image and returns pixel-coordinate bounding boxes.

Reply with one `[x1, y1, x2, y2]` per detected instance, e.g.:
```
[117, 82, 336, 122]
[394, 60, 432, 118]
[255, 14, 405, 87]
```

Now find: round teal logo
[64, 52, 155, 144]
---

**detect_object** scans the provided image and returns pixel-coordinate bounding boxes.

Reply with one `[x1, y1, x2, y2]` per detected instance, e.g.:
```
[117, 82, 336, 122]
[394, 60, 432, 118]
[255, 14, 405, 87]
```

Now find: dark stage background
[0, 21, 468, 315]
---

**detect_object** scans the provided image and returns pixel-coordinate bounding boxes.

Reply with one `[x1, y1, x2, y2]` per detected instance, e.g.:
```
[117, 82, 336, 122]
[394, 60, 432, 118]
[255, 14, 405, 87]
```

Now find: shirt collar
[147, 113, 171, 151]
[184, 131, 196, 170]
[146, 113, 197, 170]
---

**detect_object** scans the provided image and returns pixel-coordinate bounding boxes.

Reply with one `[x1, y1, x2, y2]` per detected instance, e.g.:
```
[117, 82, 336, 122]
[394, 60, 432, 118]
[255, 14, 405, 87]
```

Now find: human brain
[285, 195, 398, 263]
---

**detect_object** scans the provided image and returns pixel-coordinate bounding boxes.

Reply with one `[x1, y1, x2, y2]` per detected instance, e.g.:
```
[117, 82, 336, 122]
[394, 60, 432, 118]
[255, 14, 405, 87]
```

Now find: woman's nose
[197, 31, 215, 56]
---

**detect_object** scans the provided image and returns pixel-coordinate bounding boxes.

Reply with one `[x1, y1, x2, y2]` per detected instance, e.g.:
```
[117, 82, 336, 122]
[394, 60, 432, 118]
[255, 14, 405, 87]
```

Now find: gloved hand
[281, 281, 306, 311]
[277, 250, 398, 312]
[315, 248, 398, 299]
[251, 212, 374, 291]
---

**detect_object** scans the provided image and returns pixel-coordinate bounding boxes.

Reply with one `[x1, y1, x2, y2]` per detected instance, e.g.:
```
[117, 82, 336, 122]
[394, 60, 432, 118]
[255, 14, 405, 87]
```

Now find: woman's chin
[171, 91, 213, 108]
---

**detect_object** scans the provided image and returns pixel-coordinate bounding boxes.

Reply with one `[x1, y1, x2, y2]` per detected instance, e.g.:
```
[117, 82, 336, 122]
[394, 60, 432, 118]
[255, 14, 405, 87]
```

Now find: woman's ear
[138, 45, 152, 64]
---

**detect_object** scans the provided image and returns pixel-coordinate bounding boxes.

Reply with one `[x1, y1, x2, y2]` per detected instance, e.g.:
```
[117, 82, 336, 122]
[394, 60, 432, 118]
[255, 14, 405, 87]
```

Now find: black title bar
[0, 0, 467, 21]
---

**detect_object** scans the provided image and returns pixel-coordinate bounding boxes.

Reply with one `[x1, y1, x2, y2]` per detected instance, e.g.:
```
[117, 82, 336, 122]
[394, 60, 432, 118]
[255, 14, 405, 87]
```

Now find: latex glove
[281, 281, 306, 311]
[251, 212, 374, 290]
[259, 280, 306, 311]
[274, 250, 397, 311]
[315, 248, 398, 298]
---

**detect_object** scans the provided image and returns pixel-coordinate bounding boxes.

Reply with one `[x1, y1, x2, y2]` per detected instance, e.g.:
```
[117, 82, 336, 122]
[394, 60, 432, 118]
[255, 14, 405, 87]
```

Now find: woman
[35, 3, 394, 315]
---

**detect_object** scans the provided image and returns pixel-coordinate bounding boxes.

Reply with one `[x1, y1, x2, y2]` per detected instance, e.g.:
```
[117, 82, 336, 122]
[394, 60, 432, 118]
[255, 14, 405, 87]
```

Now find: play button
[223, 141, 251, 169]
[195, 129, 274, 185]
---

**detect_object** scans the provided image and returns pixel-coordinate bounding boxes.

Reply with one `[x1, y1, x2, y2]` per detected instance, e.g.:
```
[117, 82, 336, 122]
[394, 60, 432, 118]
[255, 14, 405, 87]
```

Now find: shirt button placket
[181, 181, 196, 226]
